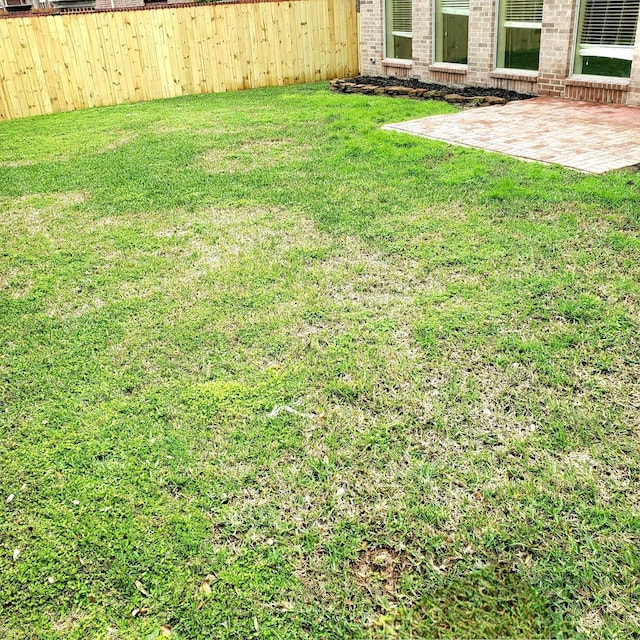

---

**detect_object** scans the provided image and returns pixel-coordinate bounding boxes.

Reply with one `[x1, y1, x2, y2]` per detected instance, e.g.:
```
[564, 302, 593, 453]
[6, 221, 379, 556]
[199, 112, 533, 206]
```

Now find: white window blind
[580, 0, 639, 55]
[441, 0, 469, 16]
[504, 0, 543, 29]
[391, 0, 412, 36]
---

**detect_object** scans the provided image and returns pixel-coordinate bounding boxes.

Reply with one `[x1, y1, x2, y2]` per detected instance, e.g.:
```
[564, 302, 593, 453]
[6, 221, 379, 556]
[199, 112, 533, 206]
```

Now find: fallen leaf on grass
[198, 574, 216, 600]
[145, 626, 171, 640]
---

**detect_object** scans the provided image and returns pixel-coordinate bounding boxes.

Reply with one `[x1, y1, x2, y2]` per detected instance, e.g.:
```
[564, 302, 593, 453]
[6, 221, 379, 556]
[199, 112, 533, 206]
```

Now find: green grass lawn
[1, 84, 639, 639]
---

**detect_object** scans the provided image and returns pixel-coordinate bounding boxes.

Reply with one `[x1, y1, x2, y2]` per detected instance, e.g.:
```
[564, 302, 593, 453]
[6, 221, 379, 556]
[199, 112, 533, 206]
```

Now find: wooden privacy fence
[0, 0, 359, 121]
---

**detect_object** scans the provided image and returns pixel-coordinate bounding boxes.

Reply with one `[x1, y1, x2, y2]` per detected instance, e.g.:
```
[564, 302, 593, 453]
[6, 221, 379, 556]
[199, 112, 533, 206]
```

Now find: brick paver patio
[382, 97, 640, 174]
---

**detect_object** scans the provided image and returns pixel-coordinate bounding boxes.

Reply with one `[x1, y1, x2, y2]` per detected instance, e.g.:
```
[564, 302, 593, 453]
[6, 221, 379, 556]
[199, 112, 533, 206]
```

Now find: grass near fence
[1, 84, 639, 639]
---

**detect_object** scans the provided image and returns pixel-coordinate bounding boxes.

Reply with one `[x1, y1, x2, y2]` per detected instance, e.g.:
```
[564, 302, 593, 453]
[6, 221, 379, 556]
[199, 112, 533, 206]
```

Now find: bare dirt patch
[352, 547, 414, 598]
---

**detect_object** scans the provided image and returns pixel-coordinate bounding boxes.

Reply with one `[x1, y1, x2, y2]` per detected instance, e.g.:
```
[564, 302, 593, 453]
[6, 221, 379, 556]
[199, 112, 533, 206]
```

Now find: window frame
[384, 0, 413, 61]
[495, 0, 544, 71]
[433, 0, 470, 65]
[571, 0, 639, 79]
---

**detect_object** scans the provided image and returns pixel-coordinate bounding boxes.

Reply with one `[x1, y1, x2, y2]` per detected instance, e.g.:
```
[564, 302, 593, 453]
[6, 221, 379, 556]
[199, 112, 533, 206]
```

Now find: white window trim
[578, 44, 634, 61]
[382, 58, 413, 66]
[504, 21, 542, 30]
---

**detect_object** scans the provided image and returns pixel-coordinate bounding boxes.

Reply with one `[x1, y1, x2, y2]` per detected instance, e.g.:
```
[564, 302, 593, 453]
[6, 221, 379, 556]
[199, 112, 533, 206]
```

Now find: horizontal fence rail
[0, 0, 359, 120]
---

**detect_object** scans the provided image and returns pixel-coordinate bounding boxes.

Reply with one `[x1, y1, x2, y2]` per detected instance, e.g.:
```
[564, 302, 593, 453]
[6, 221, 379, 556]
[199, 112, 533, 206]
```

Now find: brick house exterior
[71, 0, 190, 10]
[92, 0, 190, 10]
[0, 0, 195, 12]
[361, 0, 640, 105]
[0, 0, 192, 10]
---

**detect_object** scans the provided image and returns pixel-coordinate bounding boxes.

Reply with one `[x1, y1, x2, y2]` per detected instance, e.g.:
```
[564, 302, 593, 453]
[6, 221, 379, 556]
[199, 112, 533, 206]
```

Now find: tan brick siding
[628, 12, 640, 104]
[94, 0, 142, 9]
[55, 0, 200, 10]
[359, 0, 640, 105]
[411, 0, 432, 77]
[537, 0, 576, 96]
[429, 69, 467, 84]
[360, 0, 384, 75]
[466, 0, 496, 86]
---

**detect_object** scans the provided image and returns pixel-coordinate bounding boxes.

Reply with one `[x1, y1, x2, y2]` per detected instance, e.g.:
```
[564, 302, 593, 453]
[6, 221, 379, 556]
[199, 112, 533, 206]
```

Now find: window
[385, 0, 412, 60]
[574, 0, 640, 77]
[435, 0, 469, 64]
[496, 0, 544, 70]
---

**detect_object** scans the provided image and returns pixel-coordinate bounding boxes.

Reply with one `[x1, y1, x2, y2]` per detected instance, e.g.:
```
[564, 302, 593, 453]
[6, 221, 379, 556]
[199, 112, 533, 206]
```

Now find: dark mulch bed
[347, 75, 535, 102]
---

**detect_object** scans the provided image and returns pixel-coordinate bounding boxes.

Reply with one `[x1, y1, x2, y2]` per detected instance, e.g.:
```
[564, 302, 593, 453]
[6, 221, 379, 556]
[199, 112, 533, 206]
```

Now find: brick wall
[429, 67, 467, 84]
[628, 12, 640, 105]
[489, 70, 538, 95]
[95, 0, 141, 9]
[466, 0, 495, 86]
[93, 0, 192, 7]
[359, 0, 640, 105]
[565, 78, 630, 104]
[411, 0, 432, 78]
[360, 0, 384, 75]
[537, 0, 575, 97]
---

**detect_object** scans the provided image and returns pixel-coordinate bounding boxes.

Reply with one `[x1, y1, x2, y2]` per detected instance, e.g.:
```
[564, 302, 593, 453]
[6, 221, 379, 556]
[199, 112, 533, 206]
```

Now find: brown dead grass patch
[352, 547, 414, 598]
[2, 191, 87, 226]
[0, 192, 88, 297]
[148, 120, 245, 136]
[46, 297, 106, 320]
[0, 159, 38, 168]
[50, 609, 85, 633]
[201, 139, 310, 174]
[97, 132, 138, 152]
